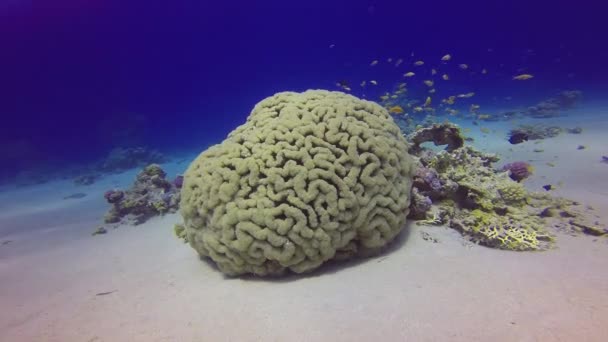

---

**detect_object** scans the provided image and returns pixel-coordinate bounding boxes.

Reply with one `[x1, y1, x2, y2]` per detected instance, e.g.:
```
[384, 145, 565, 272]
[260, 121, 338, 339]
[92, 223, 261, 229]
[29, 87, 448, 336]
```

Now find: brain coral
[180, 90, 415, 276]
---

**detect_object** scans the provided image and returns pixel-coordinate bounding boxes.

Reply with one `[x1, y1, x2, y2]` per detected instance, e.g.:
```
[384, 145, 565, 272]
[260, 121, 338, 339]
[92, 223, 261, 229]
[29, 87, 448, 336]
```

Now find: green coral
[180, 90, 415, 276]
[497, 182, 527, 205]
[141, 164, 166, 178]
[173, 223, 188, 242]
[152, 201, 168, 213]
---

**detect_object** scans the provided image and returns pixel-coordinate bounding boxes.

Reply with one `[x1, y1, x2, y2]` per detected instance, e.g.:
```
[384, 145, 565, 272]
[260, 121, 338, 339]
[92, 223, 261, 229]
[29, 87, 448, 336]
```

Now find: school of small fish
[333, 50, 543, 121]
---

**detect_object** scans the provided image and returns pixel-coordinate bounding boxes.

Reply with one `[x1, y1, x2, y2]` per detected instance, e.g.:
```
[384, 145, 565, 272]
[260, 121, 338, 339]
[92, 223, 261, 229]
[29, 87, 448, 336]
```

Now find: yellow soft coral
[180, 90, 415, 276]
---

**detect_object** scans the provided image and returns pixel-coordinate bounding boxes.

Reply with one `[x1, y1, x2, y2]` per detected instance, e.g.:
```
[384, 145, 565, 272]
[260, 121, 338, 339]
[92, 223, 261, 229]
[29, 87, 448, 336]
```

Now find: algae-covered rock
[408, 122, 465, 154]
[180, 90, 415, 276]
[408, 124, 606, 251]
[99, 164, 181, 229]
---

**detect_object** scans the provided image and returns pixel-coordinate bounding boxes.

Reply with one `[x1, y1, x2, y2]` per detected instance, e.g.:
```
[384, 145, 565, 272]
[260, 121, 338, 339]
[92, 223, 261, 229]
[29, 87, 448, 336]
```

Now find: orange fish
[388, 106, 404, 114]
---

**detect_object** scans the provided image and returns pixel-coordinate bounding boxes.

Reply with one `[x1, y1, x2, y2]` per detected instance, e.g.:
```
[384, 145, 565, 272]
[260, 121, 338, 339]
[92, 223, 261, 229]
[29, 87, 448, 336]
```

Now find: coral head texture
[180, 90, 415, 276]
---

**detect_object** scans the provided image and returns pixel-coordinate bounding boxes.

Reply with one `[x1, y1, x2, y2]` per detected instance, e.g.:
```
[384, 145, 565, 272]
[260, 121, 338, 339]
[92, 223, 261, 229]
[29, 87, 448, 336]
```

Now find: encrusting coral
[408, 126, 607, 251]
[180, 90, 415, 276]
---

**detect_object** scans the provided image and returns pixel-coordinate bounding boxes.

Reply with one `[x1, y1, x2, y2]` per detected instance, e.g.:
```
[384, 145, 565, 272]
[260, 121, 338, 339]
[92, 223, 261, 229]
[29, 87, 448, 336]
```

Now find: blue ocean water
[3, 3, 608, 340]
[0, 0, 606, 182]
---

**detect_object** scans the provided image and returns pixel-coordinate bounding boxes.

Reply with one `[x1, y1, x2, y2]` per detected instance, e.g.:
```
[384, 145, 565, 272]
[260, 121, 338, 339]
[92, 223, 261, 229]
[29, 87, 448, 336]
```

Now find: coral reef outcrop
[408, 125, 606, 250]
[100, 147, 167, 173]
[500, 161, 534, 182]
[180, 90, 415, 276]
[101, 164, 181, 227]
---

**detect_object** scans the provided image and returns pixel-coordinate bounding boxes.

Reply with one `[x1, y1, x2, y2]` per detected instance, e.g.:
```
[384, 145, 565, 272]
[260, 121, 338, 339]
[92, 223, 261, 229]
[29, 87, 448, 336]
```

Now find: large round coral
[180, 90, 415, 276]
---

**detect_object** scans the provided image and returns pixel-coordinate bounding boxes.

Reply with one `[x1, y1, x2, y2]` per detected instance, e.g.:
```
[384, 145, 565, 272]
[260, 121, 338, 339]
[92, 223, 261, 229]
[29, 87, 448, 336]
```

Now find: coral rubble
[509, 124, 563, 141]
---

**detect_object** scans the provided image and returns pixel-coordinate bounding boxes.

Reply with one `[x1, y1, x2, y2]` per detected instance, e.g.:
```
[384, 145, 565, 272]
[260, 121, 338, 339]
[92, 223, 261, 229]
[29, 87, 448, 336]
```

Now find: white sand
[1, 116, 607, 342]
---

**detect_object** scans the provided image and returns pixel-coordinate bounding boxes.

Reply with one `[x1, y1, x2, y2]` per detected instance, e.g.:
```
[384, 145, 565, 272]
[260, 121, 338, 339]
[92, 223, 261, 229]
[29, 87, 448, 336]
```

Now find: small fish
[329, 44, 335, 48]
[390, 95, 398, 99]
[387, 58, 393, 63]
[370, 80, 378, 85]
[442, 74, 449, 80]
[398, 82, 407, 88]
[96, 290, 117, 296]
[395, 58, 403, 67]
[431, 68, 437, 75]
[380, 95, 389, 101]
[481, 68, 488, 74]
[429, 88, 436, 94]
[403, 72, 415, 77]
[423, 80, 434, 87]
[508, 132, 529, 144]
[457, 92, 475, 98]
[513, 74, 534, 80]
[480, 127, 490, 134]
[360, 81, 366, 87]
[477, 114, 491, 120]
[336, 80, 349, 88]
[442, 96, 456, 105]
[413, 106, 423, 112]
[542, 184, 554, 191]
[388, 106, 404, 114]
[424, 96, 432, 107]
[601, 156, 608, 163]
[470, 104, 480, 113]
[63, 193, 87, 200]
[441, 54, 451, 61]
[459, 64, 468, 70]
[446, 108, 459, 116]
[370, 60, 379, 66]
[414, 60, 424, 66]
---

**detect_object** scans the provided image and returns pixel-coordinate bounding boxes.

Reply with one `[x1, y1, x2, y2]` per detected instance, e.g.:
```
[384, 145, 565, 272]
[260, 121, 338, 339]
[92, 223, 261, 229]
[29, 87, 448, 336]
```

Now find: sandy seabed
[1, 113, 607, 342]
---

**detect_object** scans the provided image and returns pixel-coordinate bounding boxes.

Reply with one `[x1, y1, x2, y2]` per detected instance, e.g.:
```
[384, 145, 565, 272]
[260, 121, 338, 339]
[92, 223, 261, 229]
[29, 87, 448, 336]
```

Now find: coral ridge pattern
[180, 90, 415, 276]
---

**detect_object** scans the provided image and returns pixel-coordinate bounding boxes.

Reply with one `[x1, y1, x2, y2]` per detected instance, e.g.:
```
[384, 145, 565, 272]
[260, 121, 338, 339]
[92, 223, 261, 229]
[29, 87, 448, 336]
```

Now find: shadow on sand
[196, 221, 415, 283]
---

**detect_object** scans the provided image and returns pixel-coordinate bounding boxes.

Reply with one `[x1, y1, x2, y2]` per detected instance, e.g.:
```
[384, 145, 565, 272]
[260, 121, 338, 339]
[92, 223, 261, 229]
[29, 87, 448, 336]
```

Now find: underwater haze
[1, 0, 607, 178]
[2, 1, 608, 341]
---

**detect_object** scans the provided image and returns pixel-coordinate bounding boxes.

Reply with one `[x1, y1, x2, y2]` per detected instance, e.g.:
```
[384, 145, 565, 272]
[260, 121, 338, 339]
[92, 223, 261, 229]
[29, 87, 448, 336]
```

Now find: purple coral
[173, 175, 184, 188]
[501, 161, 533, 182]
[414, 167, 443, 192]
